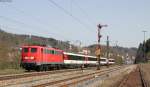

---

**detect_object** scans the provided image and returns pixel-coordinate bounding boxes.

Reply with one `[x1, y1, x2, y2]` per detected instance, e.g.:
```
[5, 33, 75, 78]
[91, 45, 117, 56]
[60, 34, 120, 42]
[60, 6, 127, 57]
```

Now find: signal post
[106, 36, 109, 68]
[95, 24, 107, 70]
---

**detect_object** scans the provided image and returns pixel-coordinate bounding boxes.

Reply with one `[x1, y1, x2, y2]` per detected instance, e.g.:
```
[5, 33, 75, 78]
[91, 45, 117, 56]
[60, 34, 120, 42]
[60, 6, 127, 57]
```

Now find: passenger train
[20, 45, 115, 71]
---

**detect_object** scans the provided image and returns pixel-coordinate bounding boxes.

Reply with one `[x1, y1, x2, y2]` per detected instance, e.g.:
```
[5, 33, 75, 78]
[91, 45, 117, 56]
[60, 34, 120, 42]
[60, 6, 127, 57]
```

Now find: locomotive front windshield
[23, 48, 37, 53]
[31, 48, 37, 53]
[23, 48, 29, 53]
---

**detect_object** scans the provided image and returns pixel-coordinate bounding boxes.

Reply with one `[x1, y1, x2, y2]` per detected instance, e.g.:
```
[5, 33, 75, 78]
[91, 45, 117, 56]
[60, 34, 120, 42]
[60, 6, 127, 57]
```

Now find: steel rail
[139, 66, 148, 87]
[0, 68, 90, 81]
[33, 66, 123, 87]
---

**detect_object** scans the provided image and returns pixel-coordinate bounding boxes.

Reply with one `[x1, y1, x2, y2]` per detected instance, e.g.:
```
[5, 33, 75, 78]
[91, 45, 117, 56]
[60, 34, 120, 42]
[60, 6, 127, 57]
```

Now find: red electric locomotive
[21, 45, 64, 71]
[21, 45, 115, 71]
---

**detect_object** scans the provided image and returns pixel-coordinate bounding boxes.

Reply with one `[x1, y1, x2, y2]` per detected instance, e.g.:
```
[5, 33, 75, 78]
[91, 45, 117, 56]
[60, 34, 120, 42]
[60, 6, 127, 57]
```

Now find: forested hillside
[0, 29, 78, 69]
[0, 29, 137, 69]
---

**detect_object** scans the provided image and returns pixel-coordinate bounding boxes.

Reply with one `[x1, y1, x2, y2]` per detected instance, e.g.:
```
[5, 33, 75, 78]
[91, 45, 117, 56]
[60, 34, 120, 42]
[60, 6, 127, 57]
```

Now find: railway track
[0, 67, 95, 81]
[0, 65, 116, 81]
[118, 65, 148, 87]
[139, 66, 148, 87]
[0, 66, 121, 87]
[118, 69, 134, 87]
[0, 67, 101, 87]
[32, 66, 124, 87]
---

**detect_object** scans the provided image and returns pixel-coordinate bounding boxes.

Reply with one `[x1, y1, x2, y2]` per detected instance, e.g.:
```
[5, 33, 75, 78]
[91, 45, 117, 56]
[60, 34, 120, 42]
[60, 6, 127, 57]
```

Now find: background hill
[0, 29, 137, 69]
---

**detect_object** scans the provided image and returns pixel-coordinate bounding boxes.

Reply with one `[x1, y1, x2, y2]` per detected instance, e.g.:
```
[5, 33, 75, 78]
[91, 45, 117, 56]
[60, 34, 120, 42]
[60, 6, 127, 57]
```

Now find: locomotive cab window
[31, 48, 37, 53]
[23, 48, 29, 53]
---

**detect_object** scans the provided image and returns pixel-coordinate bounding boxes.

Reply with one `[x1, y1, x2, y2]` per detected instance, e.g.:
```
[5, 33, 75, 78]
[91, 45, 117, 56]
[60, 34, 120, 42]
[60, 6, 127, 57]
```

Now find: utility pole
[115, 41, 118, 47]
[69, 41, 72, 52]
[95, 24, 107, 70]
[142, 30, 147, 62]
[75, 40, 82, 53]
[106, 36, 109, 67]
[143, 31, 147, 43]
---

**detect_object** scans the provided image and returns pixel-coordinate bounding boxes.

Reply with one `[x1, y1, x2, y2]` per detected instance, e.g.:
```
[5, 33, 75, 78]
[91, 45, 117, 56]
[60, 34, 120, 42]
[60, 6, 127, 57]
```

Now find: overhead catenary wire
[5, 4, 67, 35]
[2, 3, 92, 42]
[0, 1, 97, 47]
[47, 0, 93, 32]
[0, 15, 38, 34]
[0, 24, 31, 34]
[0, 15, 71, 41]
[72, 0, 96, 26]
[1, 4, 73, 41]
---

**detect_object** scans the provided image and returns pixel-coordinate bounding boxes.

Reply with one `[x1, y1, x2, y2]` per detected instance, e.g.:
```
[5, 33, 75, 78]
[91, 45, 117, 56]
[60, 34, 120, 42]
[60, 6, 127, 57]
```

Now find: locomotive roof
[22, 45, 63, 51]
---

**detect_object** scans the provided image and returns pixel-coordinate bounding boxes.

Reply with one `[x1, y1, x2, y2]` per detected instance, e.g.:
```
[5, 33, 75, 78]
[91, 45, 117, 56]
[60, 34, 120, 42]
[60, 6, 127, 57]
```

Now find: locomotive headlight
[24, 57, 28, 59]
[30, 57, 34, 59]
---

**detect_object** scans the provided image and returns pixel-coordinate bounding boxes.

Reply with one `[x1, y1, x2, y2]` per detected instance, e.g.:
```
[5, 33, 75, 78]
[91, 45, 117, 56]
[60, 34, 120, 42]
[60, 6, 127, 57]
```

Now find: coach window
[100, 59, 106, 61]
[88, 58, 92, 61]
[88, 58, 96, 61]
[51, 50, 54, 54]
[54, 51, 57, 54]
[76, 56, 83, 60]
[44, 49, 46, 54]
[56, 51, 58, 54]
[57, 51, 61, 55]
[55, 51, 59, 55]
[55, 51, 60, 55]
[23, 48, 29, 53]
[31, 48, 37, 53]
[46, 49, 50, 54]
[80, 56, 84, 60]
[68, 55, 75, 60]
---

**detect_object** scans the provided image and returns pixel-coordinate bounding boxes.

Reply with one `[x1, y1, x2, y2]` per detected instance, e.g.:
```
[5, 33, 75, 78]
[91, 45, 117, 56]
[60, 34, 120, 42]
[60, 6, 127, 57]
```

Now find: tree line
[135, 38, 150, 63]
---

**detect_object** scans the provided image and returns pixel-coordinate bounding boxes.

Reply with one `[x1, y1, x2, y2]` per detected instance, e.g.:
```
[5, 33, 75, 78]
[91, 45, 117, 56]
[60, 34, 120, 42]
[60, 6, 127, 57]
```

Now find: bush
[115, 57, 123, 65]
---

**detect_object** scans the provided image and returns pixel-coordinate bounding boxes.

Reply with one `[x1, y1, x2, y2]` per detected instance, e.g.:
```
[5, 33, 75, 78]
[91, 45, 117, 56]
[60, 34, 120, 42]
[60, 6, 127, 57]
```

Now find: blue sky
[0, 0, 150, 48]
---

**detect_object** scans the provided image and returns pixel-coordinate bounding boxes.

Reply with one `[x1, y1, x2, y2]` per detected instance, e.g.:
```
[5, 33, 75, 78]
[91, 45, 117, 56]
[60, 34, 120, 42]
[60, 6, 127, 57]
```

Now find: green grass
[147, 62, 150, 64]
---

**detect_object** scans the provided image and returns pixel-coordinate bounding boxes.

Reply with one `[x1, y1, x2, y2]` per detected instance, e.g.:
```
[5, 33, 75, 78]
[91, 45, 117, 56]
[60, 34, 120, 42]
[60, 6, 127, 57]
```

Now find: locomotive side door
[41, 48, 43, 65]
